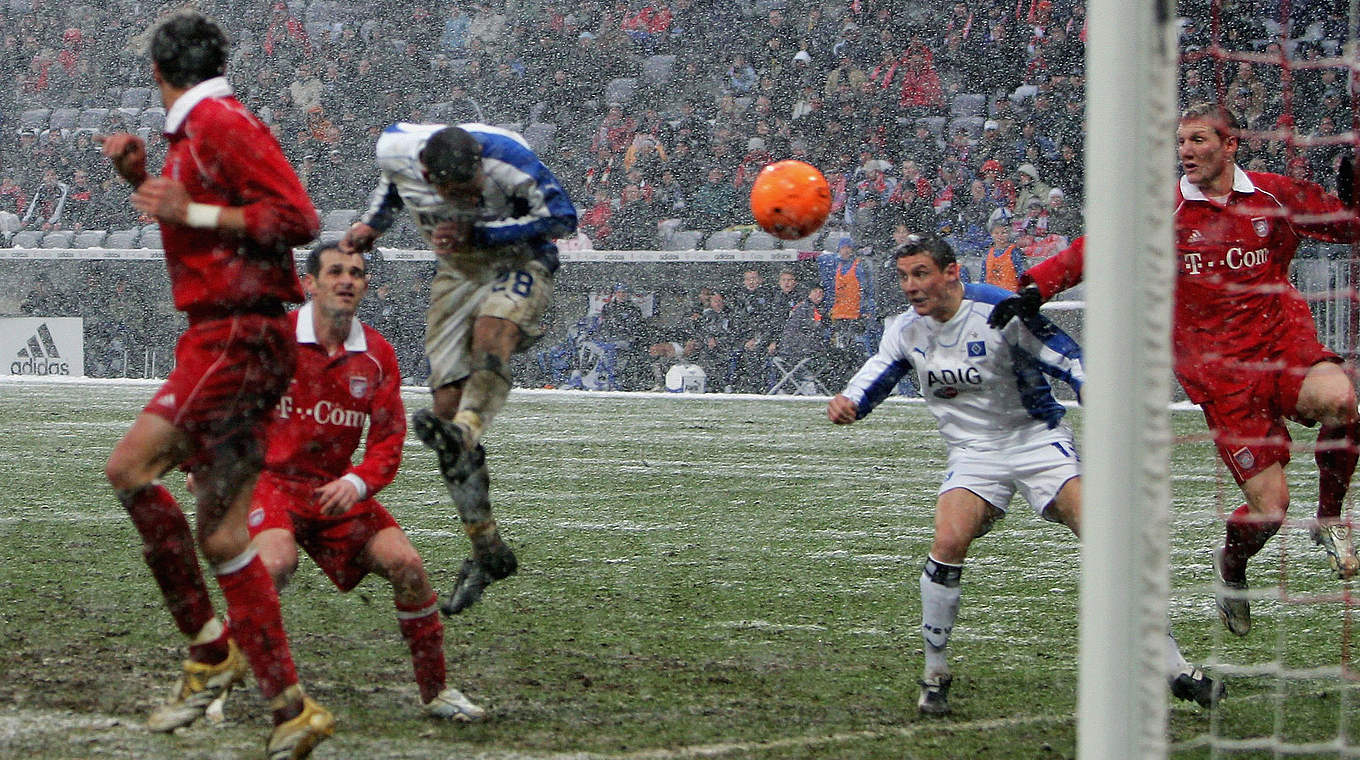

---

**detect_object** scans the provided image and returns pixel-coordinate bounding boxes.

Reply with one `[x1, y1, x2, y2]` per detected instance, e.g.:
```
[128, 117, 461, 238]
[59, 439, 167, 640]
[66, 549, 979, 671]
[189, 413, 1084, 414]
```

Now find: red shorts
[247, 472, 399, 591]
[145, 313, 295, 471]
[1194, 337, 1338, 484]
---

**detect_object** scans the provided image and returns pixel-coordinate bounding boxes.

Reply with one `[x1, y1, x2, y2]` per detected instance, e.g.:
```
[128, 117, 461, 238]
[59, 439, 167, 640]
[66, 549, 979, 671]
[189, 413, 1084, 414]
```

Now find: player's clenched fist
[98, 132, 149, 188]
[827, 394, 859, 425]
[340, 222, 378, 254]
[132, 177, 193, 226]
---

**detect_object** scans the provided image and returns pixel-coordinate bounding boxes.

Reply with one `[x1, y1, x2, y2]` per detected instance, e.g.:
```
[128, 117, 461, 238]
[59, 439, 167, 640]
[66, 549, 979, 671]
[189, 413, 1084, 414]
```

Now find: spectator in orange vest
[982, 210, 1025, 292]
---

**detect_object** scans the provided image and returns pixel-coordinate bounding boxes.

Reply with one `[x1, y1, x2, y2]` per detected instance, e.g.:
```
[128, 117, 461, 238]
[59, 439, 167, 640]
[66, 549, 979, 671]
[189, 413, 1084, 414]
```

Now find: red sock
[215, 550, 297, 701]
[1222, 503, 1282, 580]
[1316, 422, 1359, 520]
[397, 595, 445, 704]
[120, 484, 219, 651]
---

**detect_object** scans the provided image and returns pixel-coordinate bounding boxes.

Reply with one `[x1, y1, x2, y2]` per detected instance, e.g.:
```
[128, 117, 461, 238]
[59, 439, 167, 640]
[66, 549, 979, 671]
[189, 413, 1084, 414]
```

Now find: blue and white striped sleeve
[841, 319, 914, 419]
[473, 131, 577, 246]
[1007, 309, 1084, 401]
[360, 173, 404, 233]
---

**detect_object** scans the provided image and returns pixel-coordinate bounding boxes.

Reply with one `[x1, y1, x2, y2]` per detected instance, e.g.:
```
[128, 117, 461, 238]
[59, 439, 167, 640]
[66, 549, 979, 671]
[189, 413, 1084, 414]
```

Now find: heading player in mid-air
[99, 10, 332, 758]
[829, 236, 1221, 715]
[341, 122, 577, 615]
[989, 103, 1360, 637]
[245, 242, 487, 722]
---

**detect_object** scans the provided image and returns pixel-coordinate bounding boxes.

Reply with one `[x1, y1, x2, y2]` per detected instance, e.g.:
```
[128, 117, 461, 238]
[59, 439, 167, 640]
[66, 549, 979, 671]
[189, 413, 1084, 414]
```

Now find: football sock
[443, 455, 503, 556]
[1316, 422, 1359, 520]
[1164, 631, 1190, 677]
[187, 617, 230, 667]
[397, 594, 446, 704]
[214, 548, 298, 704]
[1221, 503, 1281, 581]
[118, 483, 217, 645]
[453, 351, 512, 446]
[920, 555, 963, 676]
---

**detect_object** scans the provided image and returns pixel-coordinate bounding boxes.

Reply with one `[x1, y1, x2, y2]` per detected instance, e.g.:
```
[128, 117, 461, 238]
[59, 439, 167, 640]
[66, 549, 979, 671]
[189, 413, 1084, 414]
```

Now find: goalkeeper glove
[1340, 155, 1356, 208]
[987, 284, 1043, 329]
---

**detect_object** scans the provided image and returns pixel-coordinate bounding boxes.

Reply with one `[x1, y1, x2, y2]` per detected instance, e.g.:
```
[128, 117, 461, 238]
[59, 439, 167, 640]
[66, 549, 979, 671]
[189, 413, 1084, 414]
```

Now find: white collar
[296, 301, 367, 352]
[164, 76, 233, 134]
[1179, 164, 1255, 201]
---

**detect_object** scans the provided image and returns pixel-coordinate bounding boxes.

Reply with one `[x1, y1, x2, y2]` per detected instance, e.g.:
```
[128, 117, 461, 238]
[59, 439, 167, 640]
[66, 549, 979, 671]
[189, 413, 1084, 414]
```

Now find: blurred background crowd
[0, 0, 1352, 389]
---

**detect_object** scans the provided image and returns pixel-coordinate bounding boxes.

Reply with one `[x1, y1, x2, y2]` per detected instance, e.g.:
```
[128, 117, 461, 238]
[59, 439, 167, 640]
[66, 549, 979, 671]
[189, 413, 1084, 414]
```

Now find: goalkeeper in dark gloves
[993, 102, 1360, 641]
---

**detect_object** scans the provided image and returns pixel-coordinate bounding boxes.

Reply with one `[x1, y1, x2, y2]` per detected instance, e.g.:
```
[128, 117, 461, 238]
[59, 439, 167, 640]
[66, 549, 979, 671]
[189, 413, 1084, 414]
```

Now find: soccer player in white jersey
[827, 236, 1222, 716]
[341, 123, 577, 614]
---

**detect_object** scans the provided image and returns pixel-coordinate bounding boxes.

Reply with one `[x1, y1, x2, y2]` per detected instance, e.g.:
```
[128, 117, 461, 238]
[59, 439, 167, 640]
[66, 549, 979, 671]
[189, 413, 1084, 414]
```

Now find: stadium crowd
[0, 0, 1351, 389]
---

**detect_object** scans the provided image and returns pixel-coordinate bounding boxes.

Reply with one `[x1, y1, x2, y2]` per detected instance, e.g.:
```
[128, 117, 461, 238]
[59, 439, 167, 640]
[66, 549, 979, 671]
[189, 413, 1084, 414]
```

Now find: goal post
[1077, 0, 1179, 756]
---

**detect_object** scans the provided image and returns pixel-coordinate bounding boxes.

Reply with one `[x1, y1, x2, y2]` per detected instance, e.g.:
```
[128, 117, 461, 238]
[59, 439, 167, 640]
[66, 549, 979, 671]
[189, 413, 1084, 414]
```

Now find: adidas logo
[10, 323, 71, 375]
[1187, 229, 1205, 244]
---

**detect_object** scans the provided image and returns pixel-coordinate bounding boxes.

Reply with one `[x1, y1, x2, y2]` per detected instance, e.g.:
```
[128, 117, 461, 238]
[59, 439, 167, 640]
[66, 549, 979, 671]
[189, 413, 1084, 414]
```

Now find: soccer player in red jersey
[246, 243, 486, 721]
[99, 11, 333, 758]
[988, 103, 1360, 636]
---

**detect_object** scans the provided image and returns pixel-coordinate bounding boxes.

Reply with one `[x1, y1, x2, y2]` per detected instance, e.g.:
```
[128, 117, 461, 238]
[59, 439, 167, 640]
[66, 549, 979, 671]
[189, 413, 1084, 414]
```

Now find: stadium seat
[105, 228, 141, 248]
[78, 108, 109, 131]
[781, 231, 821, 250]
[49, 108, 79, 132]
[138, 107, 166, 132]
[121, 86, 153, 110]
[948, 116, 985, 140]
[41, 230, 75, 248]
[19, 109, 50, 132]
[950, 93, 986, 118]
[818, 228, 849, 250]
[522, 122, 557, 152]
[743, 230, 779, 250]
[73, 230, 107, 248]
[704, 229, 745, 249]
[321, 209, 358, 231]
[11, 230, 42, 248]
[641, 54, 677, 88]
[605, 77, 639, 105]
[662, 229, 702, 250]
[917, 116, 947, 139]
[140, 227, 162, 249]
[494, 122, 523, 134]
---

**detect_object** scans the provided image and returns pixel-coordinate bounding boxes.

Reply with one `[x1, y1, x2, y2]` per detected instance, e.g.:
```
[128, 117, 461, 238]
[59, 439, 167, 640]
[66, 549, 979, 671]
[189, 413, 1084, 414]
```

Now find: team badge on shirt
[967, 341, 986, 357]
[1231, 447, 1255, 471]
[349, 376, 368, 398]
[1251, 217, 1270, 237]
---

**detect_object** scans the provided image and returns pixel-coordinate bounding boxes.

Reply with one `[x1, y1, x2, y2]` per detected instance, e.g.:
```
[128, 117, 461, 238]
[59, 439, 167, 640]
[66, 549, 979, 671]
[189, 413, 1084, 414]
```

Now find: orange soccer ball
[749, 160, 832, 240]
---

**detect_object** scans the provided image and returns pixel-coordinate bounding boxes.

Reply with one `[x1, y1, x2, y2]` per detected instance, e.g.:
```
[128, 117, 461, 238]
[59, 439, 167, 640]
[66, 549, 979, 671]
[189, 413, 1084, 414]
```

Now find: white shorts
[937, 428, 1080, 519]
[425, 256, 554, 389]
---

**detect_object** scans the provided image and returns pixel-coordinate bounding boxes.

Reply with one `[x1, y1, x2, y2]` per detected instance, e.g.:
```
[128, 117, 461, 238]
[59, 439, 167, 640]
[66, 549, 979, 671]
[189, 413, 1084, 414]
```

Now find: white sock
[920, 555, 963, 676]
[1165, 631, 1191, 679]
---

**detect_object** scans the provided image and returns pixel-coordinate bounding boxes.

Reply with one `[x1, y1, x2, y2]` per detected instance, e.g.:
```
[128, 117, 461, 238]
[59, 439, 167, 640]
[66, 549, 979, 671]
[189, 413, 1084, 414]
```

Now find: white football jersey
[360, 122, 577, 265]
[842, 283, 1084, 451]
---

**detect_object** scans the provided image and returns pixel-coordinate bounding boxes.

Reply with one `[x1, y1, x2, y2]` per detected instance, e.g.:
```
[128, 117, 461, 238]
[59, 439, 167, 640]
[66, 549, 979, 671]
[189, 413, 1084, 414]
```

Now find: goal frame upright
[1077, 0, 1179, 756]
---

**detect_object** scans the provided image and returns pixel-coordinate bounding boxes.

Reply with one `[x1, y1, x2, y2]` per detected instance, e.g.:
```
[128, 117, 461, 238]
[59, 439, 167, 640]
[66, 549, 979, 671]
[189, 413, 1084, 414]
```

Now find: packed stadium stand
[0, 0, 1349, 387]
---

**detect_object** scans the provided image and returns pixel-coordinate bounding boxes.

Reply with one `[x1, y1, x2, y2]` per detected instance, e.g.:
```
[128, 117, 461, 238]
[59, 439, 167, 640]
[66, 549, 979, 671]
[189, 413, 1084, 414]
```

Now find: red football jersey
[1023, 167, 1360, 401]
[263, 307, 405, 497]
[159, 77, 315, 316]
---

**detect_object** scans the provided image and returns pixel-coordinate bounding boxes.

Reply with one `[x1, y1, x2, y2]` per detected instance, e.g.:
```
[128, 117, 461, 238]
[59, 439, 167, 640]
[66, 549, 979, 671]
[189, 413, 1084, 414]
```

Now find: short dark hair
[893, 235, 956, 270]
[304, 241, 365, 278]
[149, 11, 229, 88]
[420, 127, 482, 184]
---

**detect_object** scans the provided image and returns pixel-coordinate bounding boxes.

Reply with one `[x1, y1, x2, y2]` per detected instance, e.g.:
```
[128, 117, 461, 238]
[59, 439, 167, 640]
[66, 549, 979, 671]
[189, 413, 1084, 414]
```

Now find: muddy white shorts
[425, 256, 554, 389]
[937, 426, 1080, 519]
